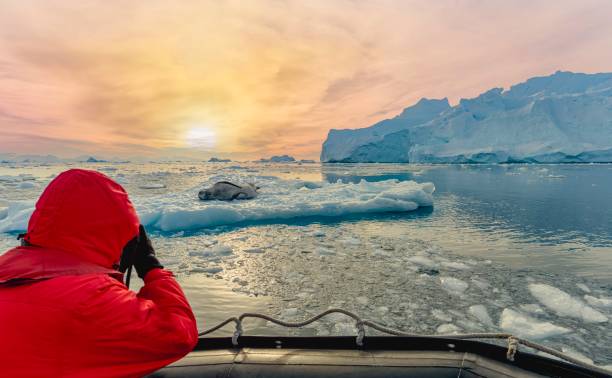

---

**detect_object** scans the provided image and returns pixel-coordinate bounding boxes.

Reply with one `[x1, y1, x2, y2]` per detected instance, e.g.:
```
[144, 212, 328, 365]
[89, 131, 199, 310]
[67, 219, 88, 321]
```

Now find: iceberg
[321, 71, 612, 163]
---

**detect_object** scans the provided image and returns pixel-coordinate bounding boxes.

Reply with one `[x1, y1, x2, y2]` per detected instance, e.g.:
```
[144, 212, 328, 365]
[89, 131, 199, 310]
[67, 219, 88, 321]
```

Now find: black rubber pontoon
[150, 336, 610, 377]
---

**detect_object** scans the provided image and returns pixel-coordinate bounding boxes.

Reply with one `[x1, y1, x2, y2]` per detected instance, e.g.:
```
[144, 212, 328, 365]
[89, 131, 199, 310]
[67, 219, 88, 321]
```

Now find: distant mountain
[321, 71, 612, 163]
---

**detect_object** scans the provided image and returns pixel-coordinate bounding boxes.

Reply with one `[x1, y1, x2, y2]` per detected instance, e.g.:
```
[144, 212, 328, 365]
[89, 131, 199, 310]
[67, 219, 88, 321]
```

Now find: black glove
[120, 225, 163, 279]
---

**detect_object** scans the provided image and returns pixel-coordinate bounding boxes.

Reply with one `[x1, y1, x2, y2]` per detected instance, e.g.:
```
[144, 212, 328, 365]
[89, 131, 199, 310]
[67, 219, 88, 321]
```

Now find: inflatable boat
[151, 309, 611, 377]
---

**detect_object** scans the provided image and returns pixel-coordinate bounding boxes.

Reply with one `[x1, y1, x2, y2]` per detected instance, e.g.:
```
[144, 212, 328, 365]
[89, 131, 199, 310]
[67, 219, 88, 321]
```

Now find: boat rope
[198, 308, 611, 375]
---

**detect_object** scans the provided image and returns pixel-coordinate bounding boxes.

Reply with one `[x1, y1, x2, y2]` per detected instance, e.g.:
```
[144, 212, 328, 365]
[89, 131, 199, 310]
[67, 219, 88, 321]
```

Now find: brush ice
[529, 283, 608, 323]
[499, 309, 570, 339]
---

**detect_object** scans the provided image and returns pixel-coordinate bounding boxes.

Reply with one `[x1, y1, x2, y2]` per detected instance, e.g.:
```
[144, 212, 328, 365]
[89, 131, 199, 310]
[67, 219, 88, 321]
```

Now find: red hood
[23, 169, 140, 268]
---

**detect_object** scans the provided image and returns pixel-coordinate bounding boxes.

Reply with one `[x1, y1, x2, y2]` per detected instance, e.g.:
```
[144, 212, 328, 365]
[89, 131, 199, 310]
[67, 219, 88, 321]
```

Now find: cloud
[1, 0, 612, 158]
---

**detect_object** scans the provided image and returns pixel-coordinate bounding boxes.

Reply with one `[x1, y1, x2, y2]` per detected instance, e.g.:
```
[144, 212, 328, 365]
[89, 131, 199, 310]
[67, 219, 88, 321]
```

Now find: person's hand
[119, 225, 163, 279]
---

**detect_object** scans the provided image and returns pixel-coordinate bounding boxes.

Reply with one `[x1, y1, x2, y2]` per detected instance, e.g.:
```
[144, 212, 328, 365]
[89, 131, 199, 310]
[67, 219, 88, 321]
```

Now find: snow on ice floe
[0, 177, 434, 234]
[499, 309, 570, 339]
[528, 283, 608, 323]
[137, 177, 434, 232]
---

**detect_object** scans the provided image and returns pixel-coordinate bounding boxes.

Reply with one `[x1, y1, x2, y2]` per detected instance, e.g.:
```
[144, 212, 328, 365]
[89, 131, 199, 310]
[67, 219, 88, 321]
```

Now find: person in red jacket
[0, 169, 198, 377]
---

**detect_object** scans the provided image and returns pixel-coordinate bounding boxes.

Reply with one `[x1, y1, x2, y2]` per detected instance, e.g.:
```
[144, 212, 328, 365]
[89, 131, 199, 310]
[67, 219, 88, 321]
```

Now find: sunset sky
[1, 0, 612, 160]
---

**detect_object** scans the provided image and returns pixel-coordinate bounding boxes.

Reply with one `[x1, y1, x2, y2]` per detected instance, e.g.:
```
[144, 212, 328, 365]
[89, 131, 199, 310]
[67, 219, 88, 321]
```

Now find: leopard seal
[198, 181, 259, 201]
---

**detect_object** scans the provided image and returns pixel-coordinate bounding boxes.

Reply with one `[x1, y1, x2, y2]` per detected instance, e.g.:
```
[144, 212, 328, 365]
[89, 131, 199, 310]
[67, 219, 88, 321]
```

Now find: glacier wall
[320, 71, 612, 163]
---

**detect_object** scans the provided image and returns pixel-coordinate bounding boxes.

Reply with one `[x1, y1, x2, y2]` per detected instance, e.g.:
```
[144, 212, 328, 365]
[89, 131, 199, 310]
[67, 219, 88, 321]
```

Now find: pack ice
[321, 71, 612, 163]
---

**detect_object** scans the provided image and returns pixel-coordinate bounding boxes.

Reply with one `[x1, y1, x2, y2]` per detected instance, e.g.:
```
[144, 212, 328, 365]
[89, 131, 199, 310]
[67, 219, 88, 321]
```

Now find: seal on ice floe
[198, 181, 259, 201]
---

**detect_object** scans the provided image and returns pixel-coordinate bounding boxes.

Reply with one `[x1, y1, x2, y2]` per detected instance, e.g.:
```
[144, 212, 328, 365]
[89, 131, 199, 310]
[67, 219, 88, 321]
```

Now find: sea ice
[519, 303, 546, 315]
[468, 305, 494, 326]
[441, 261, 470, 270]
[436, 323, 461, 334]
[528, 284, 608, 323]
[406, 255, 436, 267]
[243, 247, 264, 254]
[431, 309, 452, 322]
[139, 183, 166, 189]
[584, 295, 612, 309]
[18, 181, 36, 189]
[576, 283, 591, 293]
[134, 177, 434, 232]
[211, 244, 233, 255]
[0, 201, 34, 233]
[499, 309, 570, 339]
[439, 277, 468, 296]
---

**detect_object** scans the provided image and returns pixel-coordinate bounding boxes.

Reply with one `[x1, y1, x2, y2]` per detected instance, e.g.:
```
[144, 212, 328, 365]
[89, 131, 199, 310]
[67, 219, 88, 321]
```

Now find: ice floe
[0, 177, 434, 234]
[436, 323, 461, 334]
[584, 295, 612, 309]
[468, 305, 494, 327]
[439, 277, 468, 296]
[499, 309, 570, 339]
[529, 283, 608, 323]
[137, 177, 434, 232]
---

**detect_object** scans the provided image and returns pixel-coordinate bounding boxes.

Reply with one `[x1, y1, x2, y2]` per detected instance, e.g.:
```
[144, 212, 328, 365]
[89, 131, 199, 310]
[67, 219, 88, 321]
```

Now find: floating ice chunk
[519, 303, 546, 315]
[281, 308, 299, 318]
[341, 237, 361, 246]
[332, 322, 357, 335]
[528, 284, 607, 323]
[192, 266, 223, 274]
[355, 296, 369, 306]
[576, 283, 591, 293]
[441, 261, 470, 270]
[470, 277, 490, 291]
[243, 247, 264, 254]
[0, 201, 35, 233]
[436, 323, 461, 334]
[440, 277, 468, 295]
[584, 295, 612, 309]
[18, 181, 36, 189]
[316, 247, 335, 256]
[468, 305, 494, 326]
[407, 255, 436, 267]
[431, 309, 452, 322]
[211, 244, 233, 255]
[139, 183, 166, 189]
[294, 181, 323, 190]
[500, 309, 570, 339]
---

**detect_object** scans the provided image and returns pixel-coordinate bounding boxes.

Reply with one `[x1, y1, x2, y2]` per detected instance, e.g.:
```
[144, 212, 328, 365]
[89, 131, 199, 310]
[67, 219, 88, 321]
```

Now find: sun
[185, 126, 217, 149]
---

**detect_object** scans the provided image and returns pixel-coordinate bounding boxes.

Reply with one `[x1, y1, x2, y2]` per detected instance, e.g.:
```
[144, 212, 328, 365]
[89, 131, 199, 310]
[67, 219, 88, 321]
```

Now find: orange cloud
[1, 0, 612, 159]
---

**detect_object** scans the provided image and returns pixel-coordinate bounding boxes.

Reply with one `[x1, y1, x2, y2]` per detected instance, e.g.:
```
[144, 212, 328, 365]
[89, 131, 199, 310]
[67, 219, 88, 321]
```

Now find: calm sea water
[1, 162, 611, 364]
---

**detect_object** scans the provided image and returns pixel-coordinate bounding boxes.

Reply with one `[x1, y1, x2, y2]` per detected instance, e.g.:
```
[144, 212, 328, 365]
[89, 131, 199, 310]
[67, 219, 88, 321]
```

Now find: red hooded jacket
[0, 169, 198, 377]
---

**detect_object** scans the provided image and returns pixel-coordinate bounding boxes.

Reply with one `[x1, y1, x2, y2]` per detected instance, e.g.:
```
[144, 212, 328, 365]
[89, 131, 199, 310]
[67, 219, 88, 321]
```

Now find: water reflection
[323, 164, 612, 248]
